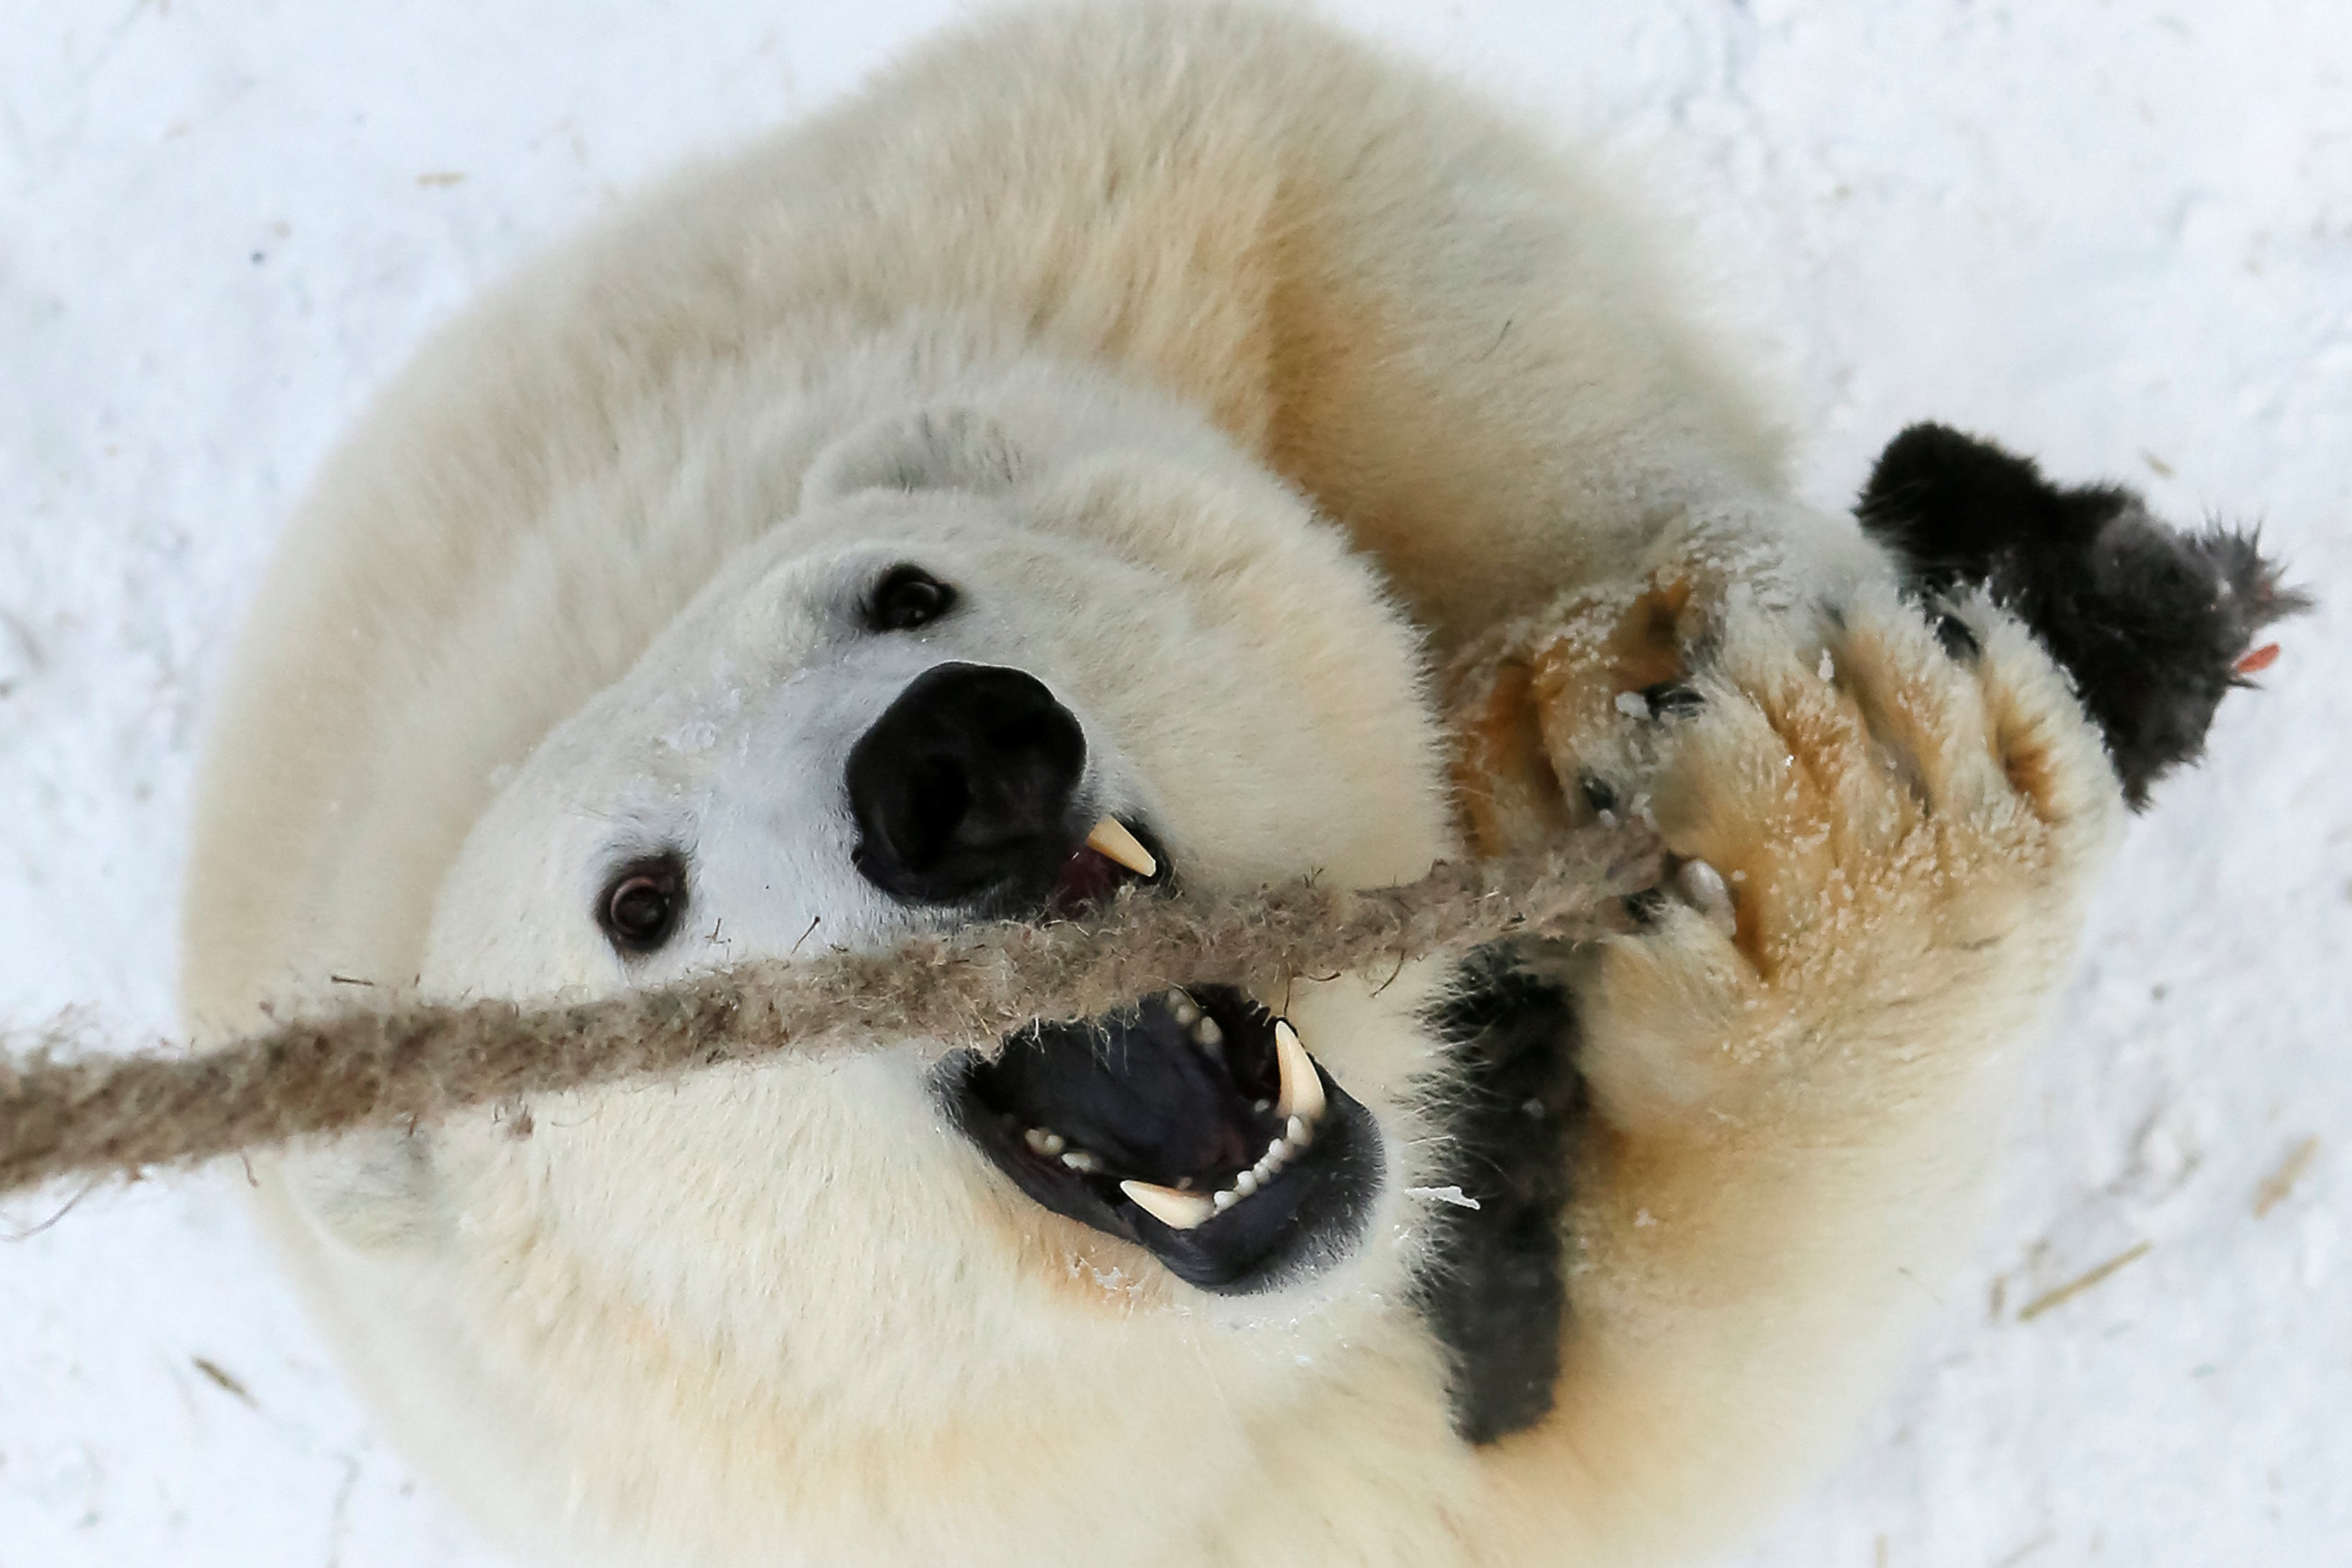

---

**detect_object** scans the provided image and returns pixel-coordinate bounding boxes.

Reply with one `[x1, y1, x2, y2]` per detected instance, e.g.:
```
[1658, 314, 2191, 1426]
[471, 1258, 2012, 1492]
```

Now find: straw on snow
[0, 836, 1652, 1199]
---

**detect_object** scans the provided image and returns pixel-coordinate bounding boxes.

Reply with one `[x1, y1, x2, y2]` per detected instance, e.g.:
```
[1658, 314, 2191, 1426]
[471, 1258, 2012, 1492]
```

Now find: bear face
[339, 406, 1478, 1558]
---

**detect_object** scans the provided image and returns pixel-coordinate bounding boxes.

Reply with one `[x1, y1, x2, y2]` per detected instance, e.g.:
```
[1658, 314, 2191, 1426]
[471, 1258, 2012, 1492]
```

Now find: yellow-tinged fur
[181, 5, 2122, 1564]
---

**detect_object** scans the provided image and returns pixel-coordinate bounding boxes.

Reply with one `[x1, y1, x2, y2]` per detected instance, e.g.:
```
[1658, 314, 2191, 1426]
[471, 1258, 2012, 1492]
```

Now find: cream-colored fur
[180, 5, 2121, 1565]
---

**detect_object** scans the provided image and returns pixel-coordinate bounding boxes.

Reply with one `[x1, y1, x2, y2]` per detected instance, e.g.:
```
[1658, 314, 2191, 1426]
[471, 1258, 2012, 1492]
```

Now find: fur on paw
[1444, 571, 1717, 857]
[1533, 584, 2122, 1129]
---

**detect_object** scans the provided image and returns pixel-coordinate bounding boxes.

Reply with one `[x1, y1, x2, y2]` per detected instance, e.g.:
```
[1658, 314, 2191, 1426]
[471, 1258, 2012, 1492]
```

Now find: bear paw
[1444, 570, 1717, 858]
[1469, 581, 2123, 1130]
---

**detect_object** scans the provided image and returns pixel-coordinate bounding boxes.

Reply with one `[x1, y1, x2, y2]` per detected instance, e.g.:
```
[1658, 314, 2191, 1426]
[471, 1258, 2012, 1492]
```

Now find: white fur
[181, 5, 2123, 1564]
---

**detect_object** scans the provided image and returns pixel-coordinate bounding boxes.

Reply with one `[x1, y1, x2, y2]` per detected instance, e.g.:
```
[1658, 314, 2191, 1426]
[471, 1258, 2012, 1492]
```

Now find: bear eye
[598, 853, 687, 955]
[866, 564, 957, 632]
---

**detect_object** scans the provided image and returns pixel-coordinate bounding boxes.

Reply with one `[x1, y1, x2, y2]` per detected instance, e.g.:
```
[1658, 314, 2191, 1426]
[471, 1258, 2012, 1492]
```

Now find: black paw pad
[1416, 953, 1582, 1445]
[1858, 423, 2311, 808]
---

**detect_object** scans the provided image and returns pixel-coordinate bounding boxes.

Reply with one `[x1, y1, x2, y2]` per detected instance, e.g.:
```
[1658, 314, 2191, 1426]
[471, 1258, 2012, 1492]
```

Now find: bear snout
[845, 661, 1089, 908]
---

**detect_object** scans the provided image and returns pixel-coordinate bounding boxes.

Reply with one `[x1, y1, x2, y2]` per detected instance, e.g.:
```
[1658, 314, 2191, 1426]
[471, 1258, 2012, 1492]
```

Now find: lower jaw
[1119, 1086, 1385, 1293]
[941, 1061, 1386, 1294]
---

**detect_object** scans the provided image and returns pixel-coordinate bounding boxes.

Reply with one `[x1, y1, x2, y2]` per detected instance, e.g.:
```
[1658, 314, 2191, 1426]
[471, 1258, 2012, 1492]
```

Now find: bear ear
[804, 405, 1031, 504]
[1858, 422, 2310, 810]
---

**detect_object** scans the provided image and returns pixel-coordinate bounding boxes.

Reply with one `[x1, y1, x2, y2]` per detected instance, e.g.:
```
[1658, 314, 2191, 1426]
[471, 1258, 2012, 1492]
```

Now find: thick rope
[0, 835, 1654, 1199]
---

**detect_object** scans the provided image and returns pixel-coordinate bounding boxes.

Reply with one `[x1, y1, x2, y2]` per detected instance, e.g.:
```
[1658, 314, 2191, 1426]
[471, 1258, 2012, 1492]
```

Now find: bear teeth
[1145, 1021, 1331, 1230]
[1036, 1015, 1332, 1233]
[1084, 816, 1157, 877]
[1272, 1020, 1325, 1122]
[1122, 1180, 1216, 1230]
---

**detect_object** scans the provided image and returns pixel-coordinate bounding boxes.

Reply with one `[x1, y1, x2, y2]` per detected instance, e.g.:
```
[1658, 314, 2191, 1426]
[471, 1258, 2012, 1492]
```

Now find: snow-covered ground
[2, 3, 2344, 1564]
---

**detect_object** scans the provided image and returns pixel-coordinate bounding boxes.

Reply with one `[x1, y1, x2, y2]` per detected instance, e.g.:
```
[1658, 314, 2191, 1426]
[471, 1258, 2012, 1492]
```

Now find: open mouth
[942, 984, 1382, 1293]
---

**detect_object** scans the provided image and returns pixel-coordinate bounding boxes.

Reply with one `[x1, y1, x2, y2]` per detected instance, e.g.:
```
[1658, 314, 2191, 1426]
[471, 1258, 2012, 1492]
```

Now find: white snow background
[2, 2, 2346, 1564]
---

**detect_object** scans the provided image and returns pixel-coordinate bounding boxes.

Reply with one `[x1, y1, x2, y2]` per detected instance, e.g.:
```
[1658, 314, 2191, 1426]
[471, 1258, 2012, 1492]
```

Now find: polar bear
[177, 4, 2295, 1566]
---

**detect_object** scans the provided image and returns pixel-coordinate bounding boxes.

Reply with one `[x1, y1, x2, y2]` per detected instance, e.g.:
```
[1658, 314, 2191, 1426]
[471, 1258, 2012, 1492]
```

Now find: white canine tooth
[1061, 1149, 1100, 1173]
[1272, 1020, 1327, 1122]
[1212, 1189, 1238, 1212]
[1235, 1169, 1260, 1196]
[1287, 1115, 1312, 1148]
[1678, 858, 1737, 936]
[1121, 1180, 1217, 1230]
[1084, 816, 1158, 878]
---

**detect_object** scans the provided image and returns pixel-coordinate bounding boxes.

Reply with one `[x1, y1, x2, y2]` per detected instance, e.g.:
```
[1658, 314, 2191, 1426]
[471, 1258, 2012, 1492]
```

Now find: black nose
[847, 663, 1087, 906]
